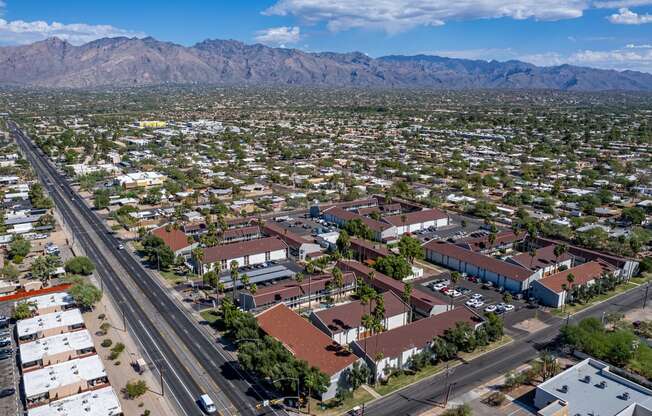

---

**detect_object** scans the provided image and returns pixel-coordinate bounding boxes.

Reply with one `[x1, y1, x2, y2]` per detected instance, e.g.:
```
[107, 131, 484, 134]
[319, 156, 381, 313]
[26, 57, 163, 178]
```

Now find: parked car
[484, 305, 497, 313]
[470, 293, 483, 300]
[0, 388, 15, 398]
[482, 282, 494, 290]
[448, 290, 462, 298]
[465, 299, 484, 308]
[502, 304, 515, 312]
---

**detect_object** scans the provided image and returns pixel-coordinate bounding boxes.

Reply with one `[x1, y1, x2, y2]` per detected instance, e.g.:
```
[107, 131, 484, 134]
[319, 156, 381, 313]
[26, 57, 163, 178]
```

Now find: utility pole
[644, 282, 650, 308]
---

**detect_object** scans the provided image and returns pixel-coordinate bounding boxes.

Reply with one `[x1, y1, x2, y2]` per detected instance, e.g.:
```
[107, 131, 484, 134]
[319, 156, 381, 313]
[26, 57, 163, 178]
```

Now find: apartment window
[265, 251, 271, 261]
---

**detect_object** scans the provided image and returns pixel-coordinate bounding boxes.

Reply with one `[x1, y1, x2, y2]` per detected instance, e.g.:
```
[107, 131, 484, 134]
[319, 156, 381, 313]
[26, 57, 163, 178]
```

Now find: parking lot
[0, 302, 20, 416]
[420, 274, 522, 316]
[273, 214, 333, 238]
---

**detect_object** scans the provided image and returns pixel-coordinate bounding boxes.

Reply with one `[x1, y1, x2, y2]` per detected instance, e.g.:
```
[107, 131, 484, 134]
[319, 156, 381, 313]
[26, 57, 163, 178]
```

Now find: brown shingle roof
[314, 291, 407, 335]
[510, 244, 572, 271]
[262, 222, 313, 249]
[247, 272, 355, 307]
[457, 230, 525, 252]
[537, 261, 614, 294]
[202, 237, 287, 264]
[337, 260, 447, 311]
[256, 304, 358, 376]
[424, 241, 533, 282]
[382, 209, 448, 227]
[357, 307, 482, 360]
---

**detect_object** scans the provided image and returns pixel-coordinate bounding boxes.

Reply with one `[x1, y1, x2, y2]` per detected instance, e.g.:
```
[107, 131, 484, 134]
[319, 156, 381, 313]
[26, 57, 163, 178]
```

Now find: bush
[98, 313, 106, 320]
[142, 410, 151, 416]
[12, 255, 23, 264]
[124, 380, 148, 399]
[442, 404, 472, 416]
[101, 339, 113, 348]
[13, 302, 33, 320]
[64, 256, 96, 275]
[485, 391, 506, 406]
[109, 342, 125, 360]
[99, 322, 111, 334]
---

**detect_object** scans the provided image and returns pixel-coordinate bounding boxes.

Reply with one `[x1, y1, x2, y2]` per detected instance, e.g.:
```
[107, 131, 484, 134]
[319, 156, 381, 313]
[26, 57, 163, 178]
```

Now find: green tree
[346, 361, 370, 391]
[374, 254, 412, 280]
[32, 254, 61, 282]
[336, 229, 351, 257]
[124, 380, 148, 399]
[69, 281, 102, 310]
[9, 235, 31, 260]
[621, 207, 646, 225]
[13, 302, 33, 320]
[0, 263, 19, 281]
[398, 235, 425, 264]
[94, 189, 110, 210]
[64, 256, 96, 275]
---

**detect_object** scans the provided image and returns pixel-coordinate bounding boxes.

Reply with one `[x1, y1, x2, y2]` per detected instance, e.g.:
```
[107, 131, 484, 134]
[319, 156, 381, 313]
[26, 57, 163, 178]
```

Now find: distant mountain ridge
[0, 36, 651, 91]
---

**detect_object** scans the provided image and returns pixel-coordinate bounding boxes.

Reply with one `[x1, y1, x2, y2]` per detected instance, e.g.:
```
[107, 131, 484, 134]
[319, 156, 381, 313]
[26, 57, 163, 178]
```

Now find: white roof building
[28, 386, 122, 416]
[17, 309, 84, 341]
[24, 355, 107, 401]
[20, 330, 95, 366]
[19, 292, 75, 315]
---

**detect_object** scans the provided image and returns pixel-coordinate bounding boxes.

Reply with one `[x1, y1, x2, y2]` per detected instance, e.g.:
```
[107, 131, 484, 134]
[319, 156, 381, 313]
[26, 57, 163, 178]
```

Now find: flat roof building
[19, 330, 96, 371]
[24, 355, 109, 408]
[534, 358, 652, 416]
[18, 292, 76, 316]
[27, 386, 123, 416]
[17, 309, 85, 344]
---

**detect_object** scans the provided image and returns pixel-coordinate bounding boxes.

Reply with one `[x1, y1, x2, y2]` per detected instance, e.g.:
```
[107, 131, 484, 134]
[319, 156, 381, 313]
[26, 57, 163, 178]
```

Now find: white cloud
[626, 43, 652, 48]
[265, 0, 591, 33]
[608, 7, 652, 23]
[593, 0, 652, 8]
[254, 26, 301, 46]
[521, 46, 652, 72]
[0, 18, 145, 45]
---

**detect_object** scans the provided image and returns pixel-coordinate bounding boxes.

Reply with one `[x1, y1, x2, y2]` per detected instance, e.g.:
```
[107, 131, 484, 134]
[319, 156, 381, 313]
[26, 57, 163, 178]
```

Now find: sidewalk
[86, 293, 177, 416]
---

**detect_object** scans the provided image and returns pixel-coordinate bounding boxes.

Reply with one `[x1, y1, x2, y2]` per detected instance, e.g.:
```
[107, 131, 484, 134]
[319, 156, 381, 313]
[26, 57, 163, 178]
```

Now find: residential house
[19, 330, 96, 371]
[16, 309, 86, 344]
[27, 386, 122, 416]
[507, 244, 572, 278]
[152, 225, 198, 258]
[262, 222, 322, 260]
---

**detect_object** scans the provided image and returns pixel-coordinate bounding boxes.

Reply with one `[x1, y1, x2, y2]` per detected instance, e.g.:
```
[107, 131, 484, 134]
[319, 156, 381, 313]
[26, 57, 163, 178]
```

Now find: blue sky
[2, 0, 652, 72]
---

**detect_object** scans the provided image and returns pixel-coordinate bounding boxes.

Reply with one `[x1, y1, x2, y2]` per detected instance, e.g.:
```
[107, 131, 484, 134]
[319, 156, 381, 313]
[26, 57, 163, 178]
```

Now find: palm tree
[230, 260, 239, 302]
[488, 232, 497, 249]
[332, 267, 344, 302]
[361, 313, 374, 352]
[553, 244, 567, 273]
[402, 282, 412, 325]
[192, 247, 204, 277]
[529, 247, 537, 268]
[566, 272, 575, 303]
[561, 283, 568, 310]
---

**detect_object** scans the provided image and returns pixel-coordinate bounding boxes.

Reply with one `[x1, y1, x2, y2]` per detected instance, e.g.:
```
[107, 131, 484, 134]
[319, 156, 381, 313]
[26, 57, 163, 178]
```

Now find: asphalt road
[364, 279, 650, 416]
[10, 122, 281, 416]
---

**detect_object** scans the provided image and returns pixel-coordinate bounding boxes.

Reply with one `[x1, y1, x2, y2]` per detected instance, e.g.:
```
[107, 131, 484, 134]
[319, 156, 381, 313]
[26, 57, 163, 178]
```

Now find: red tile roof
[357, 307, 482, 360]
[382, 209, 448, 227]
[222, 225, 260, 240]
[457, 230, 525, 252]
[152, 226, 192, 253]
[262, 222, 313, 249]
[314, 291, 408, 335]
[247, 272, 355, 307]
[424, 241, 533, 282]
[256, 304, 358, 376]
[537, 261, 614, 294]
[324, 207, 392, 232]
[202, 237, 287, 264]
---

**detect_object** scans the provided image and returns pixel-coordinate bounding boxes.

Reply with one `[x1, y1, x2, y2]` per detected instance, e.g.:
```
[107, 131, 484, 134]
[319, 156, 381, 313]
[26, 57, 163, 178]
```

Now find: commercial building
[256, 304, 359, 400]
[424, 241, 538, 293]
[533, 358, 652, 416]
[382, 209, 449, 237]
[17, 309, 85, 344]
[310, 291, 409, 345]
[27, 386, 123, 416]
[24, 355, 109, 408]
[199, 237, 288, 274]
[19, 330, 96, 371]
[114, 171, 165, 189]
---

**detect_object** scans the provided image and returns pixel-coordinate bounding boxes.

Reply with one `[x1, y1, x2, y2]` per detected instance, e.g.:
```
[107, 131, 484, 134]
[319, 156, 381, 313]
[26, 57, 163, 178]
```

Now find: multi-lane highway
[10, 121, 281, 416]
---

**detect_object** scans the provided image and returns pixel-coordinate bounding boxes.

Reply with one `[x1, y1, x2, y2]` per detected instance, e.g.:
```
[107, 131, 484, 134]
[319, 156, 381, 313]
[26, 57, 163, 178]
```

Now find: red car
[440, 287, 450, 293]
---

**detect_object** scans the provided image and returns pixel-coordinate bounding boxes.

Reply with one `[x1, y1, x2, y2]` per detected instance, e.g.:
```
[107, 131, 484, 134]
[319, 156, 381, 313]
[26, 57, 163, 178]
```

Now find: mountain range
[0, 36, 651, 91]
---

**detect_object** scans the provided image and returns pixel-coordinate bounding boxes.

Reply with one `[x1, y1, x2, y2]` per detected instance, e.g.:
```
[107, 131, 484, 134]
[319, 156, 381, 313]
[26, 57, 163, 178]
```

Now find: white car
[465, 299, 484, 308]
[448, 290, 462, 298]
[433, 283, 448, 291]
[484, 305, 497, 313]
[502, 304, 515, 312]
[117, 244, 124, 250]
[471, 293, 483, 300]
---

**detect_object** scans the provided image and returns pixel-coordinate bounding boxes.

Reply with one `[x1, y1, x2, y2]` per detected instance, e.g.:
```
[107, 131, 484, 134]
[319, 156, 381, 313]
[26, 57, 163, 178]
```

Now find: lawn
[630, 274, 651, 285]
[374, 335, 512, 396]
[374, 362, 450, 396]
[199, 309, 220, 325]
[158, 270, 189, 285]
[309, 388, 374, 416]
[552, 282, 638, 317]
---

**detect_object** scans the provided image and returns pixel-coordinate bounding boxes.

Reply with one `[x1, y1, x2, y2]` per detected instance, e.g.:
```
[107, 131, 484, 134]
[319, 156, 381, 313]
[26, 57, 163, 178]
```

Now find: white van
[199, 394, 217, 414]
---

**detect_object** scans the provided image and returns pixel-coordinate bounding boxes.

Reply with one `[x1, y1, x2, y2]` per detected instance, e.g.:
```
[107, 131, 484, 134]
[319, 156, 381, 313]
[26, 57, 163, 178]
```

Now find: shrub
[109, 342, 125, 360]
[485, 391, 506, 406]
[98, 313, 106, 320]
[99, 322, 111, 335]
[101, 339, 113, 348]
[64, 256, 96, 275]
[124, 380, 148, 399]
